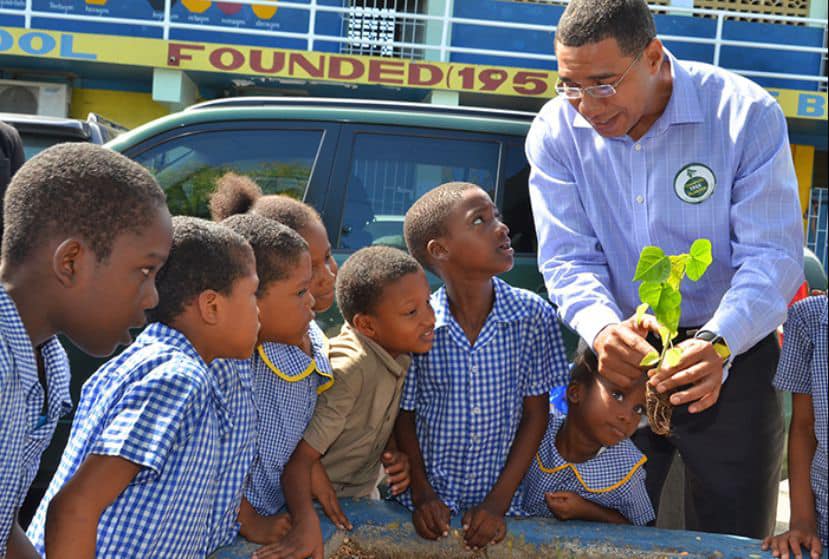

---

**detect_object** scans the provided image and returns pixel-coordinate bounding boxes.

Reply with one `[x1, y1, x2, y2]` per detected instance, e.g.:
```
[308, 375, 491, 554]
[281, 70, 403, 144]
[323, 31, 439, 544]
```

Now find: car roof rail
[186, 96, 535, 120]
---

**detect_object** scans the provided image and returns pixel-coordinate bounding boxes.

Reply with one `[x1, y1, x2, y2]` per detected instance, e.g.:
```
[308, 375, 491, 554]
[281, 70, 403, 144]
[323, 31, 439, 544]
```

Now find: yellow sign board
[1, 26, 826, 119]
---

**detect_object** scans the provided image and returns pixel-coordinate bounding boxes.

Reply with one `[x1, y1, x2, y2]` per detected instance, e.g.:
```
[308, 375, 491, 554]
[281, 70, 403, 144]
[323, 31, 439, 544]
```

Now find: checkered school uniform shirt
[0, 286, 71, 556]
[397, 278, 569, 515]
[205, 357, 257, 551]
[774, 296, 828, 547]
[27, 323, 244, 558]
[519, 413, 654, 526]
[245, 322, 333, 515]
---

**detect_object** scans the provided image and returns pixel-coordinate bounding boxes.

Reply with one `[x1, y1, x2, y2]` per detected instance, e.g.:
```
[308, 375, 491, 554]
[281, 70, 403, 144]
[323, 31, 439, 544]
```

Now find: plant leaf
[686, 239, 713, 281]
[652, 285, 682, 333]
[634, 303, 649, 327]
[639, 350, 660, 367]
[664, 347, 683, 368]
[668, 254, 689, 290]
[633, 246, 670, 282]
[658, 325, 671, 349]
[713, 342, 731, 361]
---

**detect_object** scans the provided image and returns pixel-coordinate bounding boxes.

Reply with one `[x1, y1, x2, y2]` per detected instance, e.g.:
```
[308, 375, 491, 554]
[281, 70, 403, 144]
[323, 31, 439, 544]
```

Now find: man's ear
[197, 290, 221, 325]
[351, 312, 376, 338]
[566, 383, 583, 405]
[52, 238, 86, 288]
[644, 38, 664, 74]
[426, 238, 449, 264]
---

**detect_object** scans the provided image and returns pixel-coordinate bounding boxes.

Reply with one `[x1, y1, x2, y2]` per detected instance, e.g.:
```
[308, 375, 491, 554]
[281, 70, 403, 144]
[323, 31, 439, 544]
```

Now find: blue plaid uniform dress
[245, 322, 333, 515]
[205, 357, 257, 552]
[0, 286, 71, 555]
[519, 413, 654, 525]
[27, 323, 243, 558]
[397, 278, 569, 515]
[773, 295, 828, 547]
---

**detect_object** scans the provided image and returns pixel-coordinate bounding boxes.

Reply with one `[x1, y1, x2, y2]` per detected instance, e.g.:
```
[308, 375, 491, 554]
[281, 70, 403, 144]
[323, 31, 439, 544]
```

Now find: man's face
[555, 37, 660, 138]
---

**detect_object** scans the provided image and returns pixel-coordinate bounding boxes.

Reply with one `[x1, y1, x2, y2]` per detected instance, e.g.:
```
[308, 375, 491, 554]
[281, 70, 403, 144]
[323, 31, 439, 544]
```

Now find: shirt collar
[39, 338, 73, 420]
[571, 49, 703, 133]
[433, 277, 531, 330]
[0, 285, 42, 396]
[342, 323, 411, 378]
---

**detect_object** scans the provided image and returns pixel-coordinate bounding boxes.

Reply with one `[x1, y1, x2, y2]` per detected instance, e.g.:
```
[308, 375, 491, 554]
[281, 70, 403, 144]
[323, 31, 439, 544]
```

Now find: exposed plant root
[646, 382, 673, 436]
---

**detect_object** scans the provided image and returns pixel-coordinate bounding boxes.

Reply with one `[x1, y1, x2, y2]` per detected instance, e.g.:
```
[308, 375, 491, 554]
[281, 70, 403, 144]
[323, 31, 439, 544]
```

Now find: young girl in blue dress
[520, 340, 655, 526]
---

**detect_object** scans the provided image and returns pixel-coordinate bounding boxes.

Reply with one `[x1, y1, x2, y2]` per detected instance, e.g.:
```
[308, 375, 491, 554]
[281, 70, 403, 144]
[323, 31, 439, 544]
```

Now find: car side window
[338, 132, 499, 250]
[500, 141, 537, 254]
[132, 128, 324, 218]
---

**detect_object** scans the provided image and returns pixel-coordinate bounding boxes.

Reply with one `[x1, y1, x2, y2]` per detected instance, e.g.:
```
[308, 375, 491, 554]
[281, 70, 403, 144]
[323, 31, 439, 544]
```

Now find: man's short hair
[556, 0, 655, 56]
[403, 181, 478, 273]
[2, 143, 167, 265]
[336, 245, 423, 324]
[147, 216, 253, 325]
[221, 213, 308, 294]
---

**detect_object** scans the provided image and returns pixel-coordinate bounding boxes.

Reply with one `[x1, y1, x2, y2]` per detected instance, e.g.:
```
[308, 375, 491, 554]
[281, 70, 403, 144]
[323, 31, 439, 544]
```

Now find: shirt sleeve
[526, 111, 624, 347]
[302, 356, 363, 455]
[89, 364, 208, 481]
[773, 302, 813, 394]
[615, 467, 655, 526]
[399, 355, 420, 411]
[523, 302, 571, 396]
[702, 101, 803, 357]
[0, 357, 25, 555]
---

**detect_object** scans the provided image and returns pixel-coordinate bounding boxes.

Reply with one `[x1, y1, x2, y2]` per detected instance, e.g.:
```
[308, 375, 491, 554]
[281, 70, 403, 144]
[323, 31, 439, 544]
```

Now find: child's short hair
[404, 181, 479, 272]
[336, 245, 423, 324]
[147, 216, 253, 325]
[209, 171, 321, 232]
[570, 338, 600, 387]
[221, 213, 308, 294]
[2, 143, 166, 266]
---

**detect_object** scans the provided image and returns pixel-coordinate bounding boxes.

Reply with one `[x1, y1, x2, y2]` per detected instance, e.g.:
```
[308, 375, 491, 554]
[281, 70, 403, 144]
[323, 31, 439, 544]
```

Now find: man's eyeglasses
[554, 49, 645, 100]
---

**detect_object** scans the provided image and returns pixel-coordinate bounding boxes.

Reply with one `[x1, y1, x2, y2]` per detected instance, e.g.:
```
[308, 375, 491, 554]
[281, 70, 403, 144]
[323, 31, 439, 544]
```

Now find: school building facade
[0, 0, 826, 269]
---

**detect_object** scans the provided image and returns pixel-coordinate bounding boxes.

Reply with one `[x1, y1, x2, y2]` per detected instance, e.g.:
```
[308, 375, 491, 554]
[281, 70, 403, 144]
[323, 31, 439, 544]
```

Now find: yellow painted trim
[535, 453, 648, 494]
[791, 144, 815, 232]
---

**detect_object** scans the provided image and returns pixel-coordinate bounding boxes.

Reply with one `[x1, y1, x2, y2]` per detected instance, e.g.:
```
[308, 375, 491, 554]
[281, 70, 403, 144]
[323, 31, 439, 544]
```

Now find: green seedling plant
[632, 239, 729, 435]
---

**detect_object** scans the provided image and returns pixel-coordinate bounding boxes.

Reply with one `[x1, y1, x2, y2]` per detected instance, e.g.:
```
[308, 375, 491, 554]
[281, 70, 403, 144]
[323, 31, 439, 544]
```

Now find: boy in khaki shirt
[257, 246, 436, 559]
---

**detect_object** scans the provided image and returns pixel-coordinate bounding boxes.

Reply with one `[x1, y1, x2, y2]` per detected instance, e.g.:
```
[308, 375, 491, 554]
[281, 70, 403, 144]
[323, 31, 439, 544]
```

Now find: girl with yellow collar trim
[519, 340, 655, 526]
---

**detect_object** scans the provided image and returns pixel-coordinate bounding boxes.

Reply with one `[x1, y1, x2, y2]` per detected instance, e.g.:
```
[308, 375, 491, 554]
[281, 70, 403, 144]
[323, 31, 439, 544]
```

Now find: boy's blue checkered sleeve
[774, 303, 813, 394]
[523, 304, 570, 396]
[399, 356, 419, 411]
[0, 360, 25, 555]
[89, 364, 208, 478]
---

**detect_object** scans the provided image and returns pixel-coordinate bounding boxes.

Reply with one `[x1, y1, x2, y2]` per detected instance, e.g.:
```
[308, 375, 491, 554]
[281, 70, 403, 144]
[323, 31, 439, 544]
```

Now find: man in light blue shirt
[526, 0, 803, 538]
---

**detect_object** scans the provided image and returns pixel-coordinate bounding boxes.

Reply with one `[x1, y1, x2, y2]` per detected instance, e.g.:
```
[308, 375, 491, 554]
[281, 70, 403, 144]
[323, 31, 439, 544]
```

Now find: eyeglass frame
[554, 46, 648, 100]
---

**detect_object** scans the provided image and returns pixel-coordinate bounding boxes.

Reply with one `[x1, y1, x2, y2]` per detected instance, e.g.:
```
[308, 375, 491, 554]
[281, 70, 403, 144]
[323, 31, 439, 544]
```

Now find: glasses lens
[555, 84, 582, 99]
[587, 84, 616, 98]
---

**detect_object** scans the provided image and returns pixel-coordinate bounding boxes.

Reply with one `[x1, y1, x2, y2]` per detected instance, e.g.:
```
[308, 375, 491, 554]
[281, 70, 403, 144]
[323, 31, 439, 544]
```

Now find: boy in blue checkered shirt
[0, 144, 171, 558]
[762, 294, 827, 559]
[27, 217, 260, 558]
[519, 340, 654, 526]
[394, 181, 570, 551]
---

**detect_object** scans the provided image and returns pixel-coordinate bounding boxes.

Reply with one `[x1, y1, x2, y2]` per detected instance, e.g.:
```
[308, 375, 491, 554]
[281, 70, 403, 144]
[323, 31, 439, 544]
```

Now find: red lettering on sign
[368, 60, 405, 85]
[250, 50, 286, 74]
[408, 63, 442, 87]
[210, 47, 244, 71]
[329, 56, 364, 80]
[289, 53, 325, 78]
[167, 43, 205, 67]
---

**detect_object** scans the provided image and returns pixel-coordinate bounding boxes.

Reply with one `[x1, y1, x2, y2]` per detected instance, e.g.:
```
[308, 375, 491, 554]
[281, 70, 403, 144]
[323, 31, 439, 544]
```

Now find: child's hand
[544, 491, 593, 521]
[381, 450, 411, 495]
[762, 527, 823, 559]
[412, 496, 451, 540]
[252, 512, 323, 559]
[310, 460, 351, 530]
[462, 504, 506, 550]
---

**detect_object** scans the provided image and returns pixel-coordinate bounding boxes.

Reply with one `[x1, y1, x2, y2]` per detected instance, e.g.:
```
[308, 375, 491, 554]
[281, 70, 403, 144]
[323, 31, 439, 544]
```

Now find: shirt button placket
[631, 141, 650, 248]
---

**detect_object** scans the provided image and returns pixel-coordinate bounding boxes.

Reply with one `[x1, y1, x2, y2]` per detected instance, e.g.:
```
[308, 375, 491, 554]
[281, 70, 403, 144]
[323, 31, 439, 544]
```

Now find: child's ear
[566, 383, 583, 405]
[52, 238, 87, 287]
[426, 238, 449, 264]
[351, 313, 376, 338]
[197, 290, 221, 325]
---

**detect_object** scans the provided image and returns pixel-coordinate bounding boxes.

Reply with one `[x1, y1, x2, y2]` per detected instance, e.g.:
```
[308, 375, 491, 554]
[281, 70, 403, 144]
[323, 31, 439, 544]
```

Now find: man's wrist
[695, 330, 731, 364]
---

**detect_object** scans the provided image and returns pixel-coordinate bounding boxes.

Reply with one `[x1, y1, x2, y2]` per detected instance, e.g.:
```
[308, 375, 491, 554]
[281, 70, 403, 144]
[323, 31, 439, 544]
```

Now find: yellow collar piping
[535, 452, 647, 494]
[257, 344, 334, 395]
